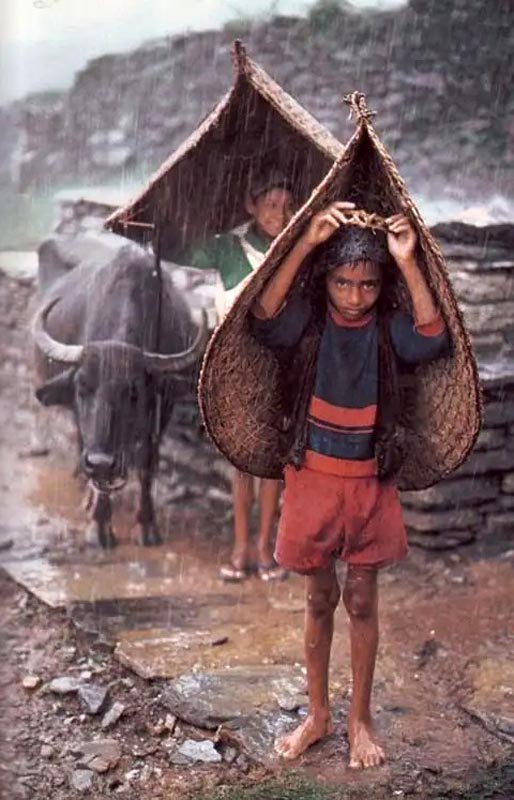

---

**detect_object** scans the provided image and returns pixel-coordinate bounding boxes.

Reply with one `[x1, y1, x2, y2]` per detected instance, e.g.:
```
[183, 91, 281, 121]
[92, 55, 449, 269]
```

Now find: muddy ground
[0, 267, 513, 800]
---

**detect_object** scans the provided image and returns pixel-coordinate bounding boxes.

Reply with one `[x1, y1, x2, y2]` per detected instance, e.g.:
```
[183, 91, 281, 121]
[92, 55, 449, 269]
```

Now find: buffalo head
[34, 297, 206, 491]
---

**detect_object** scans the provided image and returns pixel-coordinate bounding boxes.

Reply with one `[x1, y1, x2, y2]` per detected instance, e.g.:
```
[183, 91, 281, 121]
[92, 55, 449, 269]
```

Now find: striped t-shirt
[253, 295, 449, 477]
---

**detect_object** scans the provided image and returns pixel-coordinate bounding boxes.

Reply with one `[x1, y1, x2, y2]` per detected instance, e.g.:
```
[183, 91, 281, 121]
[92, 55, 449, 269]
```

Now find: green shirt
[188, 225, 270, 291]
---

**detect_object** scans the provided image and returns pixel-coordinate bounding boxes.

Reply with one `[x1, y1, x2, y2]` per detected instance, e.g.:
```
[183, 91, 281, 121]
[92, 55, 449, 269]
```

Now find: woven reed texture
[105, 42, 344, 259]
[199, 93, 482, 490]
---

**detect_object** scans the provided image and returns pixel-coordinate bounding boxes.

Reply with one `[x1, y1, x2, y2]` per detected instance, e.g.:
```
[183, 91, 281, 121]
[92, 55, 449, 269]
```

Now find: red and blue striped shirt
[253, 295, 449, 477]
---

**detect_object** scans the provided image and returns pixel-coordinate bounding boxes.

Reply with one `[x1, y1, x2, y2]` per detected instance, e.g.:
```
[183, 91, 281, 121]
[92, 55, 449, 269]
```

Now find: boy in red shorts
[251, 201, 449, 768]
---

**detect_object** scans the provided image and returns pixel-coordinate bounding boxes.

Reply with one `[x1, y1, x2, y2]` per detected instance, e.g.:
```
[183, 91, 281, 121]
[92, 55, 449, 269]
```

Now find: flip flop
[257, 561, 288, 582]
[219, 562, 251, 583]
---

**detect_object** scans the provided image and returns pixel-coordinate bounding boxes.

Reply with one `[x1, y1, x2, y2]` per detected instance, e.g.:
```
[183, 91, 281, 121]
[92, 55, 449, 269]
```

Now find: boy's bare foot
[348, 716, 385, 769]
[274, 714, 333, 760]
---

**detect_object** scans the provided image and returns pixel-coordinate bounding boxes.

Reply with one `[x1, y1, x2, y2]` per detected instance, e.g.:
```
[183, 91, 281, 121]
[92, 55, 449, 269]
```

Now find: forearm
[253, 237, 313, 319]
[397, 257, 439, 326]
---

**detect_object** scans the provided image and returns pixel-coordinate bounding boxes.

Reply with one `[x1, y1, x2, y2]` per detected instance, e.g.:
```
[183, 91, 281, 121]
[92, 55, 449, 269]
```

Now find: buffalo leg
[92, 491, 117, 549]
[138, 459, 162, 546]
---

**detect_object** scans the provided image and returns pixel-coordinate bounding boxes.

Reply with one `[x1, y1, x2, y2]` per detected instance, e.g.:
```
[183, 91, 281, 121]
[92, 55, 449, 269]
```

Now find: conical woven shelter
[105, 41, 344, 259]
[199, 93, 482, 491]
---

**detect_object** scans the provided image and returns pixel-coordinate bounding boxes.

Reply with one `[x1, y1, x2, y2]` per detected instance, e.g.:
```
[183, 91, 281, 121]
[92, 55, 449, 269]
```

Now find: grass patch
[196, 775, 340, 800]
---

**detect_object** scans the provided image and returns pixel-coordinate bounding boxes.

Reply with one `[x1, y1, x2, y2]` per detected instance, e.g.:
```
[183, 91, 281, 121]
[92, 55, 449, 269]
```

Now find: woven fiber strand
[105, 41, 344, 259]
[199, 93, 482, 491]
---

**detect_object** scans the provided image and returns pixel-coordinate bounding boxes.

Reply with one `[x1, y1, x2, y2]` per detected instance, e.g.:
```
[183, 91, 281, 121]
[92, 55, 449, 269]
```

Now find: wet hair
[315, 225, 390, 274]
[248, 167, 296, 202]
[305, 225, 399, 316]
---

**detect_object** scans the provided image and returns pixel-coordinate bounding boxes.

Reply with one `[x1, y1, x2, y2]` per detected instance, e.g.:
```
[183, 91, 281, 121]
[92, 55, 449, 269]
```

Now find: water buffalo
[33, 235, 207, 548]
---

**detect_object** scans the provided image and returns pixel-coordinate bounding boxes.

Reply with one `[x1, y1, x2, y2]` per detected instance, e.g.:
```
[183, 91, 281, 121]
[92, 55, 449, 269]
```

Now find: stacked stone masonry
[400, 223, 514, 549]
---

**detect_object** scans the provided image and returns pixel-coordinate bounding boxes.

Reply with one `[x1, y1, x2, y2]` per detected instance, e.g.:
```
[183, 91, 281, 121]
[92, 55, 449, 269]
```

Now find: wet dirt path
[1, 268, 513, 799]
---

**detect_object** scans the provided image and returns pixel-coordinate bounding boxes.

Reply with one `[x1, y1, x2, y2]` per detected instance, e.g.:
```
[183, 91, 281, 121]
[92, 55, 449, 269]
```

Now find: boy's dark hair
[248, 166, 296, 202]
[315, 225, 390, 273]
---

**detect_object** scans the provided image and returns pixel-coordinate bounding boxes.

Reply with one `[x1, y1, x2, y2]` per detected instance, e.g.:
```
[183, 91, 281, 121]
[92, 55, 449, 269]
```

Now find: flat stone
[451, 270, 514, 304]
[461, 656, 514, 744]
[455, 448, 514, 477]
[485, 513, 514, 536]
[409, 530, 476, 550]
[484, 401, 514, 428]
[162, 665, 305, 731]
[78, 684, 108, 715]
[401, 477, 499, 510]
[473, 428, 506, 451]
[499, 495, 514, 510]
[70, 769, 94, 792]
[502, 473, 514, 493]
[101, 701, 125, 730]
[1, 549, 198, 608]
[115, 626, 238, 679]
[471, 332, 504, 359]
[22, 675, 41, 690]
[277, 693, 308, 712]
[404, 507, 481, 532]
[172, 739, 222, 764]
[75, 738, 121, 773]
[479, 359, 514, 389]
[461, 301, 514, 334]
[48, 676, 82, 695]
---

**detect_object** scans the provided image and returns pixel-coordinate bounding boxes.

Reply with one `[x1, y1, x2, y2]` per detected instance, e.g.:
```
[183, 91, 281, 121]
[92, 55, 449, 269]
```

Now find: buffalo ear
[35, 368, 75, 406]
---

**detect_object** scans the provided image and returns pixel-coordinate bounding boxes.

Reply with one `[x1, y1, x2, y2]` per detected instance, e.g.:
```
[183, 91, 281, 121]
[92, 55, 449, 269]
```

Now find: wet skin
[275, 564, 385, 768]
[228, 186, 295, 574]
[325, 260, 382, 322]
[246, 187, 295, 242]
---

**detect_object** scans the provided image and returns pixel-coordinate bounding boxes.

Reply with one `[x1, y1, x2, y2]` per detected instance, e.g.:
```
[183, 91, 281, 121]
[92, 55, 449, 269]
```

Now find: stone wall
[401, 223, 514, 549]
[2, 0, 512, 202]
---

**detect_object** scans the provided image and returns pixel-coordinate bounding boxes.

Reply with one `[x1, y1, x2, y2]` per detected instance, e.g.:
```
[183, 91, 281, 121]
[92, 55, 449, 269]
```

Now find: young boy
[190, 169, 296, 581]
[252, 201, 449, 767]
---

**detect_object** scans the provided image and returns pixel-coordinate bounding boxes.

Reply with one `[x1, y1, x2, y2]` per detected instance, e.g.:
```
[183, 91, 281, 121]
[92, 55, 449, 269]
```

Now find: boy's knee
[343, 579, 376, 620]
[307, 582, 341, 618]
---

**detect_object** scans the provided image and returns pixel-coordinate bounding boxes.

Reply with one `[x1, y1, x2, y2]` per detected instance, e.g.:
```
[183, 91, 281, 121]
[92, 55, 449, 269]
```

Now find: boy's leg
[256, 478, 280, 565]
[230, 470, 254, 569]
[343, 565, 385, 769]
[275, 565, 339, 759]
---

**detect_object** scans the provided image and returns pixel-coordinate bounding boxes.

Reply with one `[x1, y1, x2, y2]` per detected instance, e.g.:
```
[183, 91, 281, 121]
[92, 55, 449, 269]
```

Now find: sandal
[257, 561, 288, 582]
[219, 562, 251, 583]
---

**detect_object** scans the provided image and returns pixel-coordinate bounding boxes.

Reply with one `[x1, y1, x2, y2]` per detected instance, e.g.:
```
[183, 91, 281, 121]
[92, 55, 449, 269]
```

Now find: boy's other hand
[386, 214, 417, 268]
[301, 202, 356, 249]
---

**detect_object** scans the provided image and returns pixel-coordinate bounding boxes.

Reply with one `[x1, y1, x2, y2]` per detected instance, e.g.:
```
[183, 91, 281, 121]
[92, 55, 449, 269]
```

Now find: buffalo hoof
[99, 527, 117, 549]
[134, 521, 162, 547]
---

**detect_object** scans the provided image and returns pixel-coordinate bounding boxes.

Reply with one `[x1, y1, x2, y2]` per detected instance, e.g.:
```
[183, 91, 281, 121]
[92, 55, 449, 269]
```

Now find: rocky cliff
[2, 0, 513, 204]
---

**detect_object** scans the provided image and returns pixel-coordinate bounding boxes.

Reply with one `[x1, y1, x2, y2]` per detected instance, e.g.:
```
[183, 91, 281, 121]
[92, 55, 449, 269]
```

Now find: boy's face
[246, 188, 295, 240]
[325, 260, 382, 322]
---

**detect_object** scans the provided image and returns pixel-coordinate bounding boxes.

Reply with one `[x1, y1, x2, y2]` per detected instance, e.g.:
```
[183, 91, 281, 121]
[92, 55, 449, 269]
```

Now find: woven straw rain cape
[199, 93, 482, 491]
[105, 42, 344, 258]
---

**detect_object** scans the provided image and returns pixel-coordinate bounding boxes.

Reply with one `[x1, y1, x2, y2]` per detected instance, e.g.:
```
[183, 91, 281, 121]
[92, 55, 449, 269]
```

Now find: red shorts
[275, 465, 407, 573]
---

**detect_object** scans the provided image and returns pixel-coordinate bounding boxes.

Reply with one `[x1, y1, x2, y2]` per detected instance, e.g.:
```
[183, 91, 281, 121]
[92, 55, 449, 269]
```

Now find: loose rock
[76, 738, 122, 773]
[70, 769, 94, 792]
[78, 684, 108, 715]
[22, 675, 41, 690]
[48, 676, 82, 695]
[101, 701, 125, 730]
[171, 739, 222, 764]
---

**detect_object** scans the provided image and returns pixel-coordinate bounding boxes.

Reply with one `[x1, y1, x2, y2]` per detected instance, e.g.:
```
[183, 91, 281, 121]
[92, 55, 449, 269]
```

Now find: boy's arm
[253, 201, 356, 320]
[386, 214, 440, 326]
[387, 214, 449, 363]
